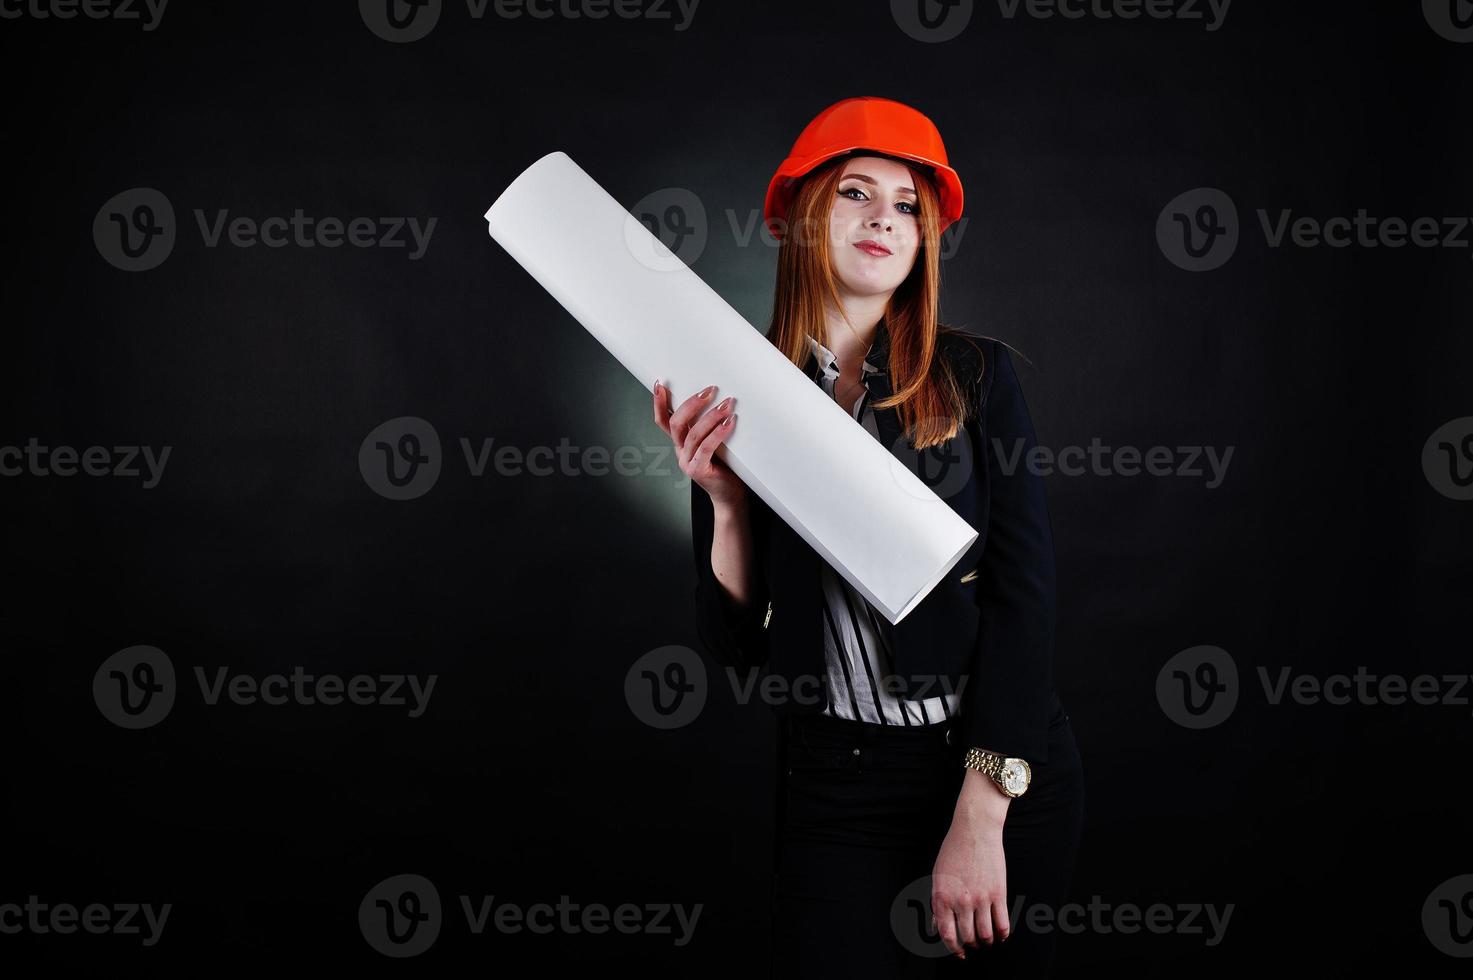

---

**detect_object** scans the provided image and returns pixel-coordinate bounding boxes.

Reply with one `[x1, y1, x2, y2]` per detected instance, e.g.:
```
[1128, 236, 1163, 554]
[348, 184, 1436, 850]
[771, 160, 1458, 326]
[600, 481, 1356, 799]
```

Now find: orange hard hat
[763, 96, 964, 240]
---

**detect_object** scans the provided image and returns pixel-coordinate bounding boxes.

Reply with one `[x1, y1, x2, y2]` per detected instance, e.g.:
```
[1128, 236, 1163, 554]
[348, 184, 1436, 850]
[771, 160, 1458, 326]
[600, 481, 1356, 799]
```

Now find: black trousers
[771, 701, 1084, 978]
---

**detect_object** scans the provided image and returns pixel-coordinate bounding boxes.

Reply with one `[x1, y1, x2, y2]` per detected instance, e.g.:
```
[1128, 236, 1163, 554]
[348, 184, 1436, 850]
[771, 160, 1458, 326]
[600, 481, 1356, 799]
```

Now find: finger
[678, 395, 733, 468]
[972, 904, 994, 946]
[993, 896, 1011, 943]
[954, 899, 978, 948]
[687, 407, 736, 476]
[669, 385, 719, 453]
[652, 380, 671, 435]
[932, 905, 964, 958]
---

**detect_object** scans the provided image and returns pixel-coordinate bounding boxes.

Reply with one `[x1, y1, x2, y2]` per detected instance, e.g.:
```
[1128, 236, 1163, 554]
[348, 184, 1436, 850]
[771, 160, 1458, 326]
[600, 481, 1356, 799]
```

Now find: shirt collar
[804, 324, 890, 381]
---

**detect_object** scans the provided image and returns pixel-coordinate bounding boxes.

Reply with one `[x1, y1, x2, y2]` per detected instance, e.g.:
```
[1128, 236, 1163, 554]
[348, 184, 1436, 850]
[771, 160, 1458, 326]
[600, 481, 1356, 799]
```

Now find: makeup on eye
[838, 184, 920, 215]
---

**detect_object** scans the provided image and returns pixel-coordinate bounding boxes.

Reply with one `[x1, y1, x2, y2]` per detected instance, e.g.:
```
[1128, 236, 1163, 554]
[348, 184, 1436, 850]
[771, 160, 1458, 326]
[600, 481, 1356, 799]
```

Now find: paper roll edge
[885, 524, 980, 625]
[483, 149, 575, 230]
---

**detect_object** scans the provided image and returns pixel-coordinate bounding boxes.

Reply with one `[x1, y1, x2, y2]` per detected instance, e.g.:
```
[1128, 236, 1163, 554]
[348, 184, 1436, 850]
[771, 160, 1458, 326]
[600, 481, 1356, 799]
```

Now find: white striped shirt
[806, 333, 962, 727]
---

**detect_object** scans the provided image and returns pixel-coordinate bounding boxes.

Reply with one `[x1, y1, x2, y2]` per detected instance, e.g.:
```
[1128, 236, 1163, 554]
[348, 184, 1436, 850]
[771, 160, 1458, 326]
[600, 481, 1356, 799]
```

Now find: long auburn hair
[765, 151, 984, 451]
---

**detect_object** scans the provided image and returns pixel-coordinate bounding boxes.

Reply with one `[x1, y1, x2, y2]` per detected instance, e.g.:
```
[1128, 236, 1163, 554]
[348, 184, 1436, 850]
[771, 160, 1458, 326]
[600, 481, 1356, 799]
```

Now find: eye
[839, 186, 919, 217]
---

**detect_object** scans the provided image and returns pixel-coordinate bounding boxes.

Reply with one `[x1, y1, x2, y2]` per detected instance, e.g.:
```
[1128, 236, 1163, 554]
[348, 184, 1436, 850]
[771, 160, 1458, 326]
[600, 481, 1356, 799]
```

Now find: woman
[653, 97, 1085, 977]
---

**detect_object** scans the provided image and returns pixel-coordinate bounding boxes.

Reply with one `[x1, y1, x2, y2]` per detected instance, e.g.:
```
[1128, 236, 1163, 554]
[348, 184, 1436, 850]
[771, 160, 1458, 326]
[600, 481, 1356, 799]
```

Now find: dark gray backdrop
[2, 0, 1470, 972]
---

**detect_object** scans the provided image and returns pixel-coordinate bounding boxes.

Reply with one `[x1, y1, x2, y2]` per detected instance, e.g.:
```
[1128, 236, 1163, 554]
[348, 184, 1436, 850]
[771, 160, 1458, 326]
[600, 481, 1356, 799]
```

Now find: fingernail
[718, 396, 734, 410]
[654, 378, 663, 392]
[698, 385, 715, 398]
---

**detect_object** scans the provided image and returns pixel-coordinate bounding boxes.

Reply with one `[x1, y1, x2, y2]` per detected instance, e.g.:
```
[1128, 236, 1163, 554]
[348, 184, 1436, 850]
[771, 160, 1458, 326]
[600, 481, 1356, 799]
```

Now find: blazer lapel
[864, 367, 906, 455]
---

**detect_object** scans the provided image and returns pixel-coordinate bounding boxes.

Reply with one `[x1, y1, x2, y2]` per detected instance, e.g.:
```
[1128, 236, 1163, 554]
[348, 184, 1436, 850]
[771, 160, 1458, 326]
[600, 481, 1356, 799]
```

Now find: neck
[822, 291, 888, 363]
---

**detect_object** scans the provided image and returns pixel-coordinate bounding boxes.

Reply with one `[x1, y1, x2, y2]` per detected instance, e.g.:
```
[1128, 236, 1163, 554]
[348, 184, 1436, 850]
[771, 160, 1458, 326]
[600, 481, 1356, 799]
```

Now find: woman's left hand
[930, 789, 1011, 959]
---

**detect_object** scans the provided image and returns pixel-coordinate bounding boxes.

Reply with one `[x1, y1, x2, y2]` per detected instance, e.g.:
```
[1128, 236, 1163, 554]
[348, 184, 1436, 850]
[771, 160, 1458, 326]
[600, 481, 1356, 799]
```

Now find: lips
[853, 240, 893, 257]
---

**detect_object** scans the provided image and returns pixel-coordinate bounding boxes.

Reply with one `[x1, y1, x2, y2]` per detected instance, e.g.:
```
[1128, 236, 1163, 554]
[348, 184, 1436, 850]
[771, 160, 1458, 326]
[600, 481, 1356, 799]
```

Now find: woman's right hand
[653, 380, 748, 510]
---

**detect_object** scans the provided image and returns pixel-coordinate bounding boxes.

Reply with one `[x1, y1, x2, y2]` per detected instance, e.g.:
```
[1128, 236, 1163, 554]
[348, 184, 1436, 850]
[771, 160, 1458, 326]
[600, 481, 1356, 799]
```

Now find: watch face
[1001, 760, 1030, 795]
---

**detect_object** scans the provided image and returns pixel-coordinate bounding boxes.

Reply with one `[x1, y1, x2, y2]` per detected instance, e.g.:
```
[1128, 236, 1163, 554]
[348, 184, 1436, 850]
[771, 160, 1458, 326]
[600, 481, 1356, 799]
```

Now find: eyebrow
[841, 173, 917, 197]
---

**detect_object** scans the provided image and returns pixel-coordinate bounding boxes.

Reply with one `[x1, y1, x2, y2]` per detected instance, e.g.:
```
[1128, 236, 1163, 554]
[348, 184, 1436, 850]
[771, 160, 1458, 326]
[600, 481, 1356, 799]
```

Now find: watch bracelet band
[962, 747, 1007, 780]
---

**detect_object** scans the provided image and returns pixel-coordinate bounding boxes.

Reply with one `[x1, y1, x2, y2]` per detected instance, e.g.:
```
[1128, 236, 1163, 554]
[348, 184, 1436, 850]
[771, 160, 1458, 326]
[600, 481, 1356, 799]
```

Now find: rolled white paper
[483, 151, 978, 624]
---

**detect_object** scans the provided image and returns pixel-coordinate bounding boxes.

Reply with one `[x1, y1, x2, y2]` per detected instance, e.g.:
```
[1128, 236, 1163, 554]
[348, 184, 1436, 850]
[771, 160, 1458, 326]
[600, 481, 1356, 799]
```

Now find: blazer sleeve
[690, 480, 773, 671]
[957, 342, 1059, 765]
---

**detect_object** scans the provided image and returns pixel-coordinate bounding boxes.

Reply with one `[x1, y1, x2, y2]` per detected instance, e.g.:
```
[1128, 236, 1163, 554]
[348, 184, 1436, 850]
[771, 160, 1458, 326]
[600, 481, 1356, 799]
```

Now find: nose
[862, 194, 893, 232]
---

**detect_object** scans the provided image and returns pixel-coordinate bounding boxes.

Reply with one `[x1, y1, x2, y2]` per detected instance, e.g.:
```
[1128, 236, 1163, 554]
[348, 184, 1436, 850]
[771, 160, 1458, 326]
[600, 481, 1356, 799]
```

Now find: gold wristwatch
[963, 748, 1032, 798]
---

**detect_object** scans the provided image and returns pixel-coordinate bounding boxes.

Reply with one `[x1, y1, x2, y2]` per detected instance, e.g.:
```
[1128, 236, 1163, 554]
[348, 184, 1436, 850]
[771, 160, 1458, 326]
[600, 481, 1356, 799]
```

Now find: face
[827, 154, 923, 300]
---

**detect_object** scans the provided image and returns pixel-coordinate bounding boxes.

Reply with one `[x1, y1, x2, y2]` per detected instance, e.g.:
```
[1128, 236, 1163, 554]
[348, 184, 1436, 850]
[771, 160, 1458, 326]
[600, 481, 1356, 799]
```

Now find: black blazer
[690, 322, 1064, 764]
